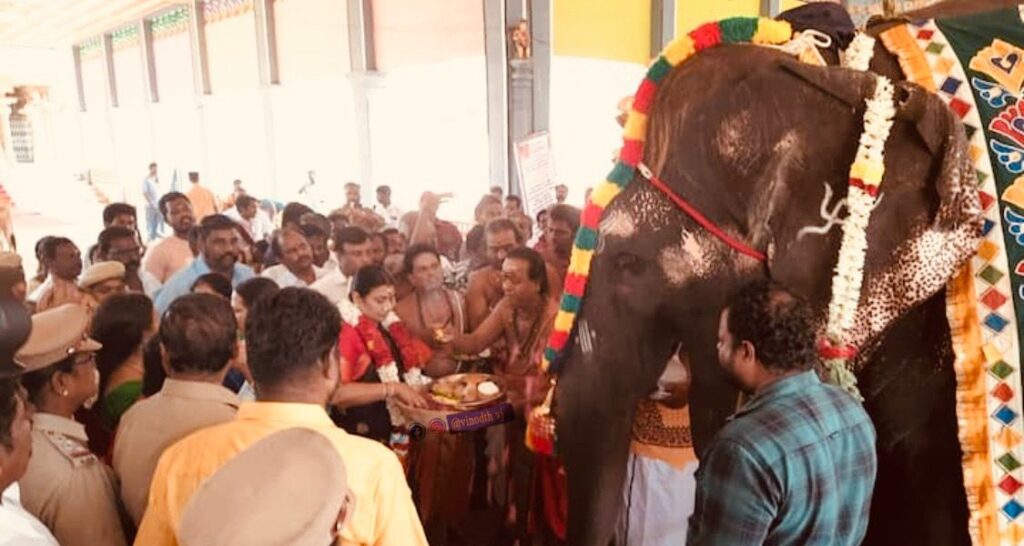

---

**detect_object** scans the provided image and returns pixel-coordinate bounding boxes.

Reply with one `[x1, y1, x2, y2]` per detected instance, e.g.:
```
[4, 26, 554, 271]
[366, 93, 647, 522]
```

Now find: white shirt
[224, 208, 274, 242]
[0, 483, 59, 546]
[261, 264, 327, 289]
[372, 202, 403, 228]
[310, 269, 352, 306]
[321, 255, 339, 274]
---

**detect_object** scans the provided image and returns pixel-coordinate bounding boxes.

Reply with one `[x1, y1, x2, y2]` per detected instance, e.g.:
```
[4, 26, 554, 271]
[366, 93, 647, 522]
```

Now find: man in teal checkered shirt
[688, 281, 877, 545]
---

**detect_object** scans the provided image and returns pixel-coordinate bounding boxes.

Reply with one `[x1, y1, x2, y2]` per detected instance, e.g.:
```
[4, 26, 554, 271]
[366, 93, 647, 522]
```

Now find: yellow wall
[676, 0, 760, 36]
[553, 0, 651, 64]
[781, 0, 806, 12]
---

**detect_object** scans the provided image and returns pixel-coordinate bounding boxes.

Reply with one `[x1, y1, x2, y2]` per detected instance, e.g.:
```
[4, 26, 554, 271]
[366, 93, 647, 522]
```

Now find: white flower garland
[821, 74, 896, 400]
[842, 33, 877, 72]
[338, 299, 421, 386]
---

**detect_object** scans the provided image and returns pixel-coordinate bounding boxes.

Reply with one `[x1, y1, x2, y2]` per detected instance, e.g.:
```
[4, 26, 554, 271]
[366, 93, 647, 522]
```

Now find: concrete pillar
[72, 46, 86, 112]
[762, 0, 782, 16]
[530, 0, 551, 133]
[483, 0, 509, 193]
[652, 0, 676, 54]
[139, 19, 158, 166]
[187, 1, 211, 182]
[507, 60, 533, 194]
[347, 0, 379, 190]
[503, 0, 550, 196]
[254, 0, 279, 197]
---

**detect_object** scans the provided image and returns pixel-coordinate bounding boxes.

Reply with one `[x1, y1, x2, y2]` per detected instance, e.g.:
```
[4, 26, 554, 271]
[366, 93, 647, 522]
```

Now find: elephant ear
[765, 62, 982, 350]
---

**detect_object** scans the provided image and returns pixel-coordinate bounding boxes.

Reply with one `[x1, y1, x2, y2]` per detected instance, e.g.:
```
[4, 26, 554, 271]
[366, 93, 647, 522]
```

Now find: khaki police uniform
[14, 304, 128, 546]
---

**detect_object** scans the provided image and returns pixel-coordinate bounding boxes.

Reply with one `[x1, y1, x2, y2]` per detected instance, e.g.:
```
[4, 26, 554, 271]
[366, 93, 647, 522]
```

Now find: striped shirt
[688, 370, 877, 546]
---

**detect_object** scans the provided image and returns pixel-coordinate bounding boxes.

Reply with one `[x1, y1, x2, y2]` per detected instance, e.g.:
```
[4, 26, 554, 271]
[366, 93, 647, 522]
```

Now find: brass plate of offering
[430, 373, 505, 410]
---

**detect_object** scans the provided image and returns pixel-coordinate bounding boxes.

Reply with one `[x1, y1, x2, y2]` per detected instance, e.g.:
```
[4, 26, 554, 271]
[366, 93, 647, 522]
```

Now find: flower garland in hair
[541, 17, 796, 373]
[819, 74, 896, 400]
[842, 33, 877, 72]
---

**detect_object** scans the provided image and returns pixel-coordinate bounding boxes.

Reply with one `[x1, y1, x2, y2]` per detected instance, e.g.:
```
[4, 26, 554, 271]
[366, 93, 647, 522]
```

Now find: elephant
[551, 41, 984, 546]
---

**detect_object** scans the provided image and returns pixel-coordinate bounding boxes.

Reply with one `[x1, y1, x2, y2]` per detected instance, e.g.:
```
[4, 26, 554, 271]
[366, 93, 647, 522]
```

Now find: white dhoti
[615, 400, 698, 546]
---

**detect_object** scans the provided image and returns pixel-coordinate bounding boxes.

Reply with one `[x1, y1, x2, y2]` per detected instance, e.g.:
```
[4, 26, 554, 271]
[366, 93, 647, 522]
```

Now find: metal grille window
[9, 114, 33, 163]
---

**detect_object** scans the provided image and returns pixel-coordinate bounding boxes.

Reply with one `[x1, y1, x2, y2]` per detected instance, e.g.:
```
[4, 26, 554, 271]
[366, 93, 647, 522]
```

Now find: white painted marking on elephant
[579, 319, 595, 356]
[797, 182, 887, 241]
[659, 245, 690, 287]
[627, 184, 676, 231]
[798, 182, 847, 240]
[716, 110, 755, 176]
[599, 210, 637, 239]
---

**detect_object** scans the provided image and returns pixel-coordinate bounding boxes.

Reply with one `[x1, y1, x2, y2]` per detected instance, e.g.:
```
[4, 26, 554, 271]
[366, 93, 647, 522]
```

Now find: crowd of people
[0, 162, 590, 546]
[0, 161, 879, 546]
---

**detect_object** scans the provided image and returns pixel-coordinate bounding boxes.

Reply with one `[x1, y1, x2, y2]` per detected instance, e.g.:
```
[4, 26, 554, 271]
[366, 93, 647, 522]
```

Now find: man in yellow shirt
[184, 172, 220, 222]
[136, 287, 428, 546]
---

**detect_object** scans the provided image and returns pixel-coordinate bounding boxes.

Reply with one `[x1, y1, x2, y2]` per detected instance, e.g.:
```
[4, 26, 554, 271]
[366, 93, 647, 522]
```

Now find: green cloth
[101, 380, 141, 429]
[720, 17, 758, 44]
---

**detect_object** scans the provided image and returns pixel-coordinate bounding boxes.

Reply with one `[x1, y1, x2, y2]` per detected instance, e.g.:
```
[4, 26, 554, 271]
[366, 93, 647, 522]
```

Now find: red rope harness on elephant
[637, 163, 768, 262]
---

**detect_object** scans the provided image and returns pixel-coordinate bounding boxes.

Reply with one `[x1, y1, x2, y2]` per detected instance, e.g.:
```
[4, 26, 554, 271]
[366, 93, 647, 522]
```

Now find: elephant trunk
[555, 328, 671, 546]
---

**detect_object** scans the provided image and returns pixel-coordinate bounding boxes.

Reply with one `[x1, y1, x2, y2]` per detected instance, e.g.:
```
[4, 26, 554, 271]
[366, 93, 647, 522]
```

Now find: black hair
[141, 336, 165, 397]
[234, 277, 279, 308]
[300, 223, 327, 241]
[403, 243, 440, 275]
[158, 192, 190, 218]
[381, 227, 400, 237]
[188, 172, 199, 183]
[536, 208, 549, 223]
[41, 237, 74, 263]
[505, 247, 548, 297]
[724, 281, 817, 373]
[376, 185, 391, 194]
[191, 272, 232, 300]
[235, 194, 257, 210]
[505, 195, 522, 206]
[465, 225, 485, 258]
[148, 162, 157, 169]
[160, 293, 237, 375]
[475, 195, 502, 220]
[370, 231, 388, 247]
[90, 293, 155, 397]
[33, 237, 53, 280]
[351, 265, 394, 298]
[485, 218, 524, 244]
[103, 203, 137, 225]
[333, 226, 369, 254]
[198, 214, 237, 242]
[344, 182, 360, 190]
[281, 202, 314, 228]
[246, 288, 341, 388]
[0, 378, 19, 449]
[21, 356, 75, 407]
[97, 226, 136, 256]
[548, 204, 581, 234]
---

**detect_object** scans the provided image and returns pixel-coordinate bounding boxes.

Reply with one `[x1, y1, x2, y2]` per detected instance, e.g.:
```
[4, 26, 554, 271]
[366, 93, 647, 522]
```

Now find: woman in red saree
[332, 265, 429, 461]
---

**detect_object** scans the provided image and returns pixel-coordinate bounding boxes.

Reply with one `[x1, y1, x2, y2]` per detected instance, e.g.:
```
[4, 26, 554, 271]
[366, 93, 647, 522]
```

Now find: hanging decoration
[203, 0, 255, 24]
[819, 75, 897, 400]
[150, 7, 190, 39]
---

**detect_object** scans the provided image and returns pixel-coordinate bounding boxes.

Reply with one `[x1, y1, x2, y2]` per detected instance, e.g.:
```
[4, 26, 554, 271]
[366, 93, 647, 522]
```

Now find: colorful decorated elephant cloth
[881, 9, 1024, 545]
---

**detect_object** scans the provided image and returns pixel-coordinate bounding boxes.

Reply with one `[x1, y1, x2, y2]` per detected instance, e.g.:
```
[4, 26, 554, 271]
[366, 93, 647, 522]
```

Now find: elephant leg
[858, 292, 970, 546]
